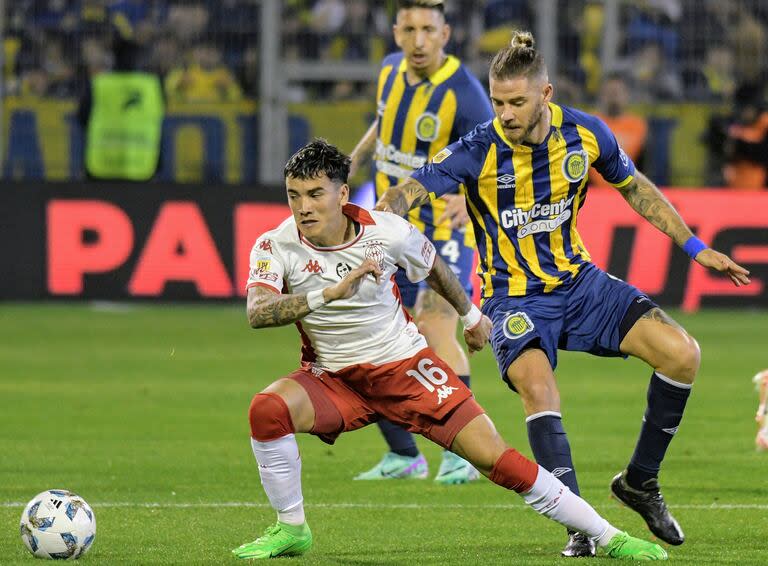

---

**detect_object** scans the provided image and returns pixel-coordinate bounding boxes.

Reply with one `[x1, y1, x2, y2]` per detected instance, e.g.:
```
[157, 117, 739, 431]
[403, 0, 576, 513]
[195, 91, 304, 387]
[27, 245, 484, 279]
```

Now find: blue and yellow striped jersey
[412, 102, 636, 297]
[374, 52, 492, 243]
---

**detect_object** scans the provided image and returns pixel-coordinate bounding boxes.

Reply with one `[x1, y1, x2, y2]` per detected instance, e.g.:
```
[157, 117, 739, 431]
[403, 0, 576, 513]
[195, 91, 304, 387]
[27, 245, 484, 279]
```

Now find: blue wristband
[682, 236, 707, 259]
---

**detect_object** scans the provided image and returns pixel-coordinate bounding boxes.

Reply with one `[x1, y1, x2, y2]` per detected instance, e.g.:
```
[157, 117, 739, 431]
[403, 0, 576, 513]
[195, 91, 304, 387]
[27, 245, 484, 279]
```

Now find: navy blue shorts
[396, 233, 475, 309]
[482, 264, 656, 389]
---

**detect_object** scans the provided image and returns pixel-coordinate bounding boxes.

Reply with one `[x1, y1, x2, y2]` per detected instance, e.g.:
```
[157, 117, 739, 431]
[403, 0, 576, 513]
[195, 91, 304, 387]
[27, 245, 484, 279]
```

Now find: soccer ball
[19, 490, 96, 560]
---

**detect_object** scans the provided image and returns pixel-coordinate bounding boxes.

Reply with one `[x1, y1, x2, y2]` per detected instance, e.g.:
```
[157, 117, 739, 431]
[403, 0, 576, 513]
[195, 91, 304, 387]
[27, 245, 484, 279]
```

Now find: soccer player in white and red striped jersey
[231, 139, 667, 561]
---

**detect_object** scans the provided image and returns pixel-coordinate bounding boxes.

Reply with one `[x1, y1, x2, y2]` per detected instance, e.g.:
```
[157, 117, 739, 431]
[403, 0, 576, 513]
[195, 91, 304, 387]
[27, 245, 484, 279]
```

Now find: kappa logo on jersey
[503, 312, 534, 340]
[335, 262, 352, 279]
[432, 147, 452, 164]
[364, 242, 385, 270]
[377, 99, 387, 117]
[421, 241, 435, 264]
[302, 259, 324, 274]
[497, 173, 516, 189]
[436, 384, 459, 404]
[258, 239, 273, 253]
[415, 112, 440, 142]
[562, 149, 589, 182]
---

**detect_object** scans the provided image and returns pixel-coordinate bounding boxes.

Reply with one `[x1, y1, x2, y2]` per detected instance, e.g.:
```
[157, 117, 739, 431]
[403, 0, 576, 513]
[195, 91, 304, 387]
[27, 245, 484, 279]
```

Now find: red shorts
[287, 347, 484, 450]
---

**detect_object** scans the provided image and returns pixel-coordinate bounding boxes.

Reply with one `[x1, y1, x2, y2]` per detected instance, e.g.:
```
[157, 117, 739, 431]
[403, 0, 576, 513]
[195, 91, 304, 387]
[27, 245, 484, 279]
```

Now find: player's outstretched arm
[375, 178, 431, 217]
[246, 260, 383, 328]
[616, 171, 750, 287]
[349, 119, 379, 178]
[425, 256, 491, 354]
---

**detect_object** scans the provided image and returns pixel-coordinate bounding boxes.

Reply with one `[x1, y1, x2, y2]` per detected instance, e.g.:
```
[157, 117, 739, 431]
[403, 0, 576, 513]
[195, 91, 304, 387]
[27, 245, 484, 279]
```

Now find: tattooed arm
[424, 255, 473, 317]
[615, 171, 693, 246]
[616, 171, 751, 286]
[247, 287, 312, 328]
[375, 177, 431, 217]
[247, 259, 384, 328]
[425, 255, 492, 353]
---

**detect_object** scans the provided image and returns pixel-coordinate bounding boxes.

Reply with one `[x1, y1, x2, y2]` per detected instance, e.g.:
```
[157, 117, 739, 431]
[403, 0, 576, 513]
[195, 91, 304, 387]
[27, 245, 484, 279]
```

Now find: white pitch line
[2, 501, 767, 510]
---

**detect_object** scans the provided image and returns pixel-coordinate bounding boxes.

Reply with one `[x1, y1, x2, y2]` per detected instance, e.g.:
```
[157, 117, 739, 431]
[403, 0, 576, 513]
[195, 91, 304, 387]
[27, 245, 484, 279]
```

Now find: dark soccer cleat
[561, 531, 596, 557]
[610, 471, 685, 546]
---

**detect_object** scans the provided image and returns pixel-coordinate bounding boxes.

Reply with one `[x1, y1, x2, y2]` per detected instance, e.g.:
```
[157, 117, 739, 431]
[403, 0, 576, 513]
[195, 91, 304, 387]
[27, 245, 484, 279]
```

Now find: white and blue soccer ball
[19, 490, 96, 560]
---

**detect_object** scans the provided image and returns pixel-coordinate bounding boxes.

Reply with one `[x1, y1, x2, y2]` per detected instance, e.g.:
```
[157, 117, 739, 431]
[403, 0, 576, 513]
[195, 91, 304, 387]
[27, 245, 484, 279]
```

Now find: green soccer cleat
[434, 451, 480, 485]
[603, 531, 668, 561]
[232, 522, 312, 560]
[353, 452, 428, 480]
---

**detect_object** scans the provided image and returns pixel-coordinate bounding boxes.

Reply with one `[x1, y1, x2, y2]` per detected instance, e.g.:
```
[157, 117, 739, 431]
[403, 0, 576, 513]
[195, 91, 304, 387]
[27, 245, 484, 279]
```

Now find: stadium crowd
[2, 0, 767, 187]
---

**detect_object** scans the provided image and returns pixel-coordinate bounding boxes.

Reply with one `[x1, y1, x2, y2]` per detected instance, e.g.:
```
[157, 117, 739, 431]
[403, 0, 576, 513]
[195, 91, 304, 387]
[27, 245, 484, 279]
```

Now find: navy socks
[526, 412, 580, 496]
[627, 372, 691, 489]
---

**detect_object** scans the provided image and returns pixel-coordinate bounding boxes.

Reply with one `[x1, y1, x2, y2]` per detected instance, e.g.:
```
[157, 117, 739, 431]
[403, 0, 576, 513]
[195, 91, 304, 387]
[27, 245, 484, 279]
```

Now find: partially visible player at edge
[349, 0, 494, 485]
[376, 31, 751, 558]
[232, 139, 667, 561]
[753, 369, 768, 451]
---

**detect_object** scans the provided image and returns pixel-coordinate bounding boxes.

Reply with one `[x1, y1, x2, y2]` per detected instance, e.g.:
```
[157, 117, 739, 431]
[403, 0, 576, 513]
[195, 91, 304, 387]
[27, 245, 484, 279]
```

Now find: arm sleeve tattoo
[247, 287, 313, 328]
[425, 255, 472, 317]
[615, 171, 694, 246]
[379, 178, 431, 217]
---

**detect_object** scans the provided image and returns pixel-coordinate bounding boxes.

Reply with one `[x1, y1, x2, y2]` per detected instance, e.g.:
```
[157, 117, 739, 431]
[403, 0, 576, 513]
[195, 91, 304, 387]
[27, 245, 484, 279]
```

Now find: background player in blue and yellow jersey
[349, 0, 493, 485]
[377, 31, 751, 557]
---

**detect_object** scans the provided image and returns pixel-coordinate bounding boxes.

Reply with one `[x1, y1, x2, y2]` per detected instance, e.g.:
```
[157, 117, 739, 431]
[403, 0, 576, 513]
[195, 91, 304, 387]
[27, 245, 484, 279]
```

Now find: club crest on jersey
[302, 259, 324, 274]
[503, 312, 534, 340]
[415, 112, 440, 142]
[364, 241, 385, 270]
[421, 241, 435, 264]
[432, 147, 452, 164]
[562, 149, 589, 182]
[335, 262, 352, 279]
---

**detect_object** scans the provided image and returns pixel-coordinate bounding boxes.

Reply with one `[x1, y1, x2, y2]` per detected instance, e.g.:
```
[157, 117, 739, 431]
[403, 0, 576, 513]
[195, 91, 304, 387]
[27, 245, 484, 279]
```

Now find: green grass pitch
[1, 304, 767, 564]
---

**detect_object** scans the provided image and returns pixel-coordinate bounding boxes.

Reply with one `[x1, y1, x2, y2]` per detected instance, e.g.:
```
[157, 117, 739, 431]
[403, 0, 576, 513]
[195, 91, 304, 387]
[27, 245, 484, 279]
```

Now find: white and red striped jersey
[246, 204, 437, 371]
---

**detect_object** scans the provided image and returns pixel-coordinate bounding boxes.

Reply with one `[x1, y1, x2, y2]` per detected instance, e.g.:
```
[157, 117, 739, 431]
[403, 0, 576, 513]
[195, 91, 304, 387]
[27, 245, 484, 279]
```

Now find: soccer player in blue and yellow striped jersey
[378, 30, 750, 558]
[350, 0, 492, 485]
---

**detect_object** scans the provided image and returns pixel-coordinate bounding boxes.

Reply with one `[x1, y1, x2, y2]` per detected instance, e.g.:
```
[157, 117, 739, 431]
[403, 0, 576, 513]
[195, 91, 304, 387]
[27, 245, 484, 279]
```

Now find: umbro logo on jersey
[497, 174, 516, 189]
[662, 426, 679, 435]
[551, 467, 573, 478]
[302, 259, 324, 274]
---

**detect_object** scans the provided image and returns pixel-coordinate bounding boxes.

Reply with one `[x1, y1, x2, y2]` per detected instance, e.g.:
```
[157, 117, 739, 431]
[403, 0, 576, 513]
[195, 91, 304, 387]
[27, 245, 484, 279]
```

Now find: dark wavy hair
[283, 138, 351, 185]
